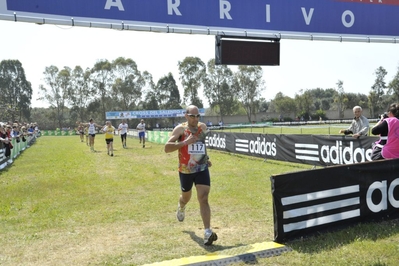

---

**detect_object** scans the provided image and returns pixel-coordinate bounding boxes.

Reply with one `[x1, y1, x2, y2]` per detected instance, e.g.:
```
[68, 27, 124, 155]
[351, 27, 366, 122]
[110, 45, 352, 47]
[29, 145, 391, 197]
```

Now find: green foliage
[315, 109, 327, 120]
[204, 59, 237, 119]
[153, 72, 181, 110]
[178, 56, 206, 107]
[0, 59, 32, 122]
[272, 92, 297, 116]
[232, 65, 265, 122]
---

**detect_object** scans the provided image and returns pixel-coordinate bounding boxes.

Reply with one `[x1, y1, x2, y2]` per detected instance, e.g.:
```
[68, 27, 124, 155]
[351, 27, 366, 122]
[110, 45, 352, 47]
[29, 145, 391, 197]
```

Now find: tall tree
[232, 65, 265, 122]
[369, 66, 387, 117]
[295, 89, 314, 118]
[333, 80, 347, 119]
[0, 59, 32, 122]
[68, 66, 93, 123]
[154, 73, 181, 110]
[203, 59, 236, 121]
[111, 57, 144, 111]
[38, 65, 71, 129]
[388, 64, 399, 103]
[178, 56, 206, 107]
[91, 59, 113, 120]
[271, 92, 297, 117]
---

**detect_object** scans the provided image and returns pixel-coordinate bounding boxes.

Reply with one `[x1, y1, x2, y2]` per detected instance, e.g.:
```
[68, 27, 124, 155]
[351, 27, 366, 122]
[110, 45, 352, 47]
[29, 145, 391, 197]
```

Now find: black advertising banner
[206, 132, 377, 167]
[271, 159, 399, 243]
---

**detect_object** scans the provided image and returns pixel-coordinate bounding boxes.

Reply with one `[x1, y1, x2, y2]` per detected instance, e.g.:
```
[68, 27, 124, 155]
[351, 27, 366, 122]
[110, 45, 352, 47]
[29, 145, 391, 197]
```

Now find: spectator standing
[11, 124, 20, 144]
[371, 103, 399, 160]
[339, 106, 369, 138]
[2, 125, 12, 158]
[0, 124, 12, 158]
[118, 119, 129, 148]
[136, 119, 146, 148]
[164, 105, 218, 246]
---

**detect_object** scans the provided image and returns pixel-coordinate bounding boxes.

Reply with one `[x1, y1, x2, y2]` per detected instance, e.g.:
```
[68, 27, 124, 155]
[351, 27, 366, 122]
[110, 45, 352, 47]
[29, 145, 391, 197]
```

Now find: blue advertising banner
[2, 0, 399, 39]
[105, 108, 205, 120]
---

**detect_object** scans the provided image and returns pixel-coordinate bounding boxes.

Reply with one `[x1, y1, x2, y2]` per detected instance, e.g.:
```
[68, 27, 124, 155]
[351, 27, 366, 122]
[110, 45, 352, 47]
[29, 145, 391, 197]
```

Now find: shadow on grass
[287, 218, 399, 254]
[182, 230, 246, 251]
[182, 231, 270, 264]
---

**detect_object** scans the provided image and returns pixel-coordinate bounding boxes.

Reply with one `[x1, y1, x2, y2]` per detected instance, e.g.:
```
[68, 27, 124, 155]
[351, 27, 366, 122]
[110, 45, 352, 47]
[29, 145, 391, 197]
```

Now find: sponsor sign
[105, 108, 205, 120]
[1, 0, 399, 40]
[206, 132, 377, 167]
[271, 158, 399, 242]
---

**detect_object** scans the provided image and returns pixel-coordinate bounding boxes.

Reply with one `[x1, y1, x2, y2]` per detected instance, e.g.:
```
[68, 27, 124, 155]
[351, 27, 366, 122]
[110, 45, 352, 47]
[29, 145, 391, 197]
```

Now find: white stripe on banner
[235, 139, 249, 152]
[295, 144, 319, 149]
[283, 197, 360, 219]
[283, 209, 361, 232]
[294, 149, 319, 155]
[295, 155, 320, 161]
[281, 185, 360, 206]
[294, 143, 319, 161]
[281, 185, 361, 233]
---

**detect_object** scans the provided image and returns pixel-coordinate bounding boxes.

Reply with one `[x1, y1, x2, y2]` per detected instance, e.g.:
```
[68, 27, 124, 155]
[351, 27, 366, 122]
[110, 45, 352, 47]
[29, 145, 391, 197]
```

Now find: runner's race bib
[188, 142, 205, 154]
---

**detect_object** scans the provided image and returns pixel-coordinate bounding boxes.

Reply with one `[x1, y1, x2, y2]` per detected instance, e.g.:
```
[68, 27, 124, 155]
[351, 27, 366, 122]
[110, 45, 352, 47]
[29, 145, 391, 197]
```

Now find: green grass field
[0, 135, 398, 266]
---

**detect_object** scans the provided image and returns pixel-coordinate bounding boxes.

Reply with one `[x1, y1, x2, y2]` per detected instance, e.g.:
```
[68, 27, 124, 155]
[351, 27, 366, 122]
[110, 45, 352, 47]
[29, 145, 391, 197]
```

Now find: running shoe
[176, 204, 185, 222]
[204, 231, 218, 246]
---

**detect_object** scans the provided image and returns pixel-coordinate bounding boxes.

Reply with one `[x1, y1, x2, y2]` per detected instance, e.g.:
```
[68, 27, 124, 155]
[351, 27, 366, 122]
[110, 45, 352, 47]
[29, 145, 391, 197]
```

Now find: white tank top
[88, 123, 96, 134]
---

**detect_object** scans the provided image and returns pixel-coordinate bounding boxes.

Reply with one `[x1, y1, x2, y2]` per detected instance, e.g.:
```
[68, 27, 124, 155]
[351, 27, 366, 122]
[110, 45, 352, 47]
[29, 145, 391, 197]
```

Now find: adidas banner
[206, 132, 377, 167]
[271, 159, 399, 243]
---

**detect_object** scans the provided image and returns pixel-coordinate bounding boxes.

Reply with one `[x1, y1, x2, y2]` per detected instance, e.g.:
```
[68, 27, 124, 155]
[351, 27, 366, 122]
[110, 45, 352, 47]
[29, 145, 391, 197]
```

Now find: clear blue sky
[1, 20, 398, 108]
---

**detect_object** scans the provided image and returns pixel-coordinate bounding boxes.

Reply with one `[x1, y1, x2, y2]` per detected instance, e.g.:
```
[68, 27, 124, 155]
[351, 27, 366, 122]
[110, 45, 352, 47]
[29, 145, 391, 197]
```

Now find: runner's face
[186, 109, 200, 126]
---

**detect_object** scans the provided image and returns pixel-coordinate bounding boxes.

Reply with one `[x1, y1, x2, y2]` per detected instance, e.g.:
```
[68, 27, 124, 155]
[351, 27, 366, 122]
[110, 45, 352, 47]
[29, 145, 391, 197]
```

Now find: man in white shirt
[339, 106, 369, 139]
[136, 119, 146, 148]
[118, 119, 129, 148]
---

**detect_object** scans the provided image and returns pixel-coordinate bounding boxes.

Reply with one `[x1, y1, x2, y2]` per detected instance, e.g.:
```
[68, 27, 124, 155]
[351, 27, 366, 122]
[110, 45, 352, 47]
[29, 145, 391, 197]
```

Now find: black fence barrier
[271, 158, 399, 243]
[206, 131, 378, 167]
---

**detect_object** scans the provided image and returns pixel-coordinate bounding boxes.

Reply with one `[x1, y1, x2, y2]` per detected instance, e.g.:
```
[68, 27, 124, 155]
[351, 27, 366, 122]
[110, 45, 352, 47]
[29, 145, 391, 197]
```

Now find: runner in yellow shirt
[102, 121, 116, 156]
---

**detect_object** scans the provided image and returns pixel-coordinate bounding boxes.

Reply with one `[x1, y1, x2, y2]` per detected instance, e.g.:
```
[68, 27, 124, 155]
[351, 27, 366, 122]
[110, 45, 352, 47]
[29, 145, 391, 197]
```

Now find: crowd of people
[0, 121, 39, 160]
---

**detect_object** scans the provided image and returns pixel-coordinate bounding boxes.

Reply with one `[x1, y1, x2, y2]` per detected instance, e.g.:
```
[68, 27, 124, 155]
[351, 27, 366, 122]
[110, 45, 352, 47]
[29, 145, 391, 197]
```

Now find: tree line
[0, 58, 398, 129]
[268, 66, 399, 121]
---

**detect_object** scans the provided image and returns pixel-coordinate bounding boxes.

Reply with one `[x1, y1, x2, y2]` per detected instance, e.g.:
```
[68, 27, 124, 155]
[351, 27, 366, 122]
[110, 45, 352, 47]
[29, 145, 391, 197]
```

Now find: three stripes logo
[281, 185, 360, 233]
[294, 143, 319, 162]
[235, 138, 249, 153]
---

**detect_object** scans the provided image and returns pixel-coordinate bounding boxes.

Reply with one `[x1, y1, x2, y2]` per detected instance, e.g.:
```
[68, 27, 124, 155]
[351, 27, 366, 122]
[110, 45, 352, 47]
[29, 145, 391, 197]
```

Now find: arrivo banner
[1, 0, 399, 38]
[206, 132, 377, 167]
